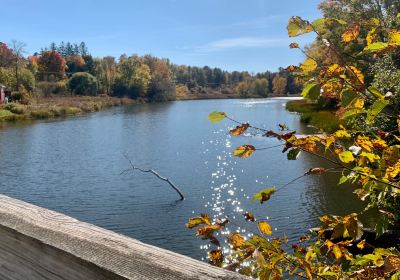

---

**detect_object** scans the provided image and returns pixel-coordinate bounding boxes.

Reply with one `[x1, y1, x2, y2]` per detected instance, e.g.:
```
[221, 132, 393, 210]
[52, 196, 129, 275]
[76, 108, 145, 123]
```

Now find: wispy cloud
[178, 36, 292, 53]
[209, 37, 289, 49]
[170, 15, 284, 33]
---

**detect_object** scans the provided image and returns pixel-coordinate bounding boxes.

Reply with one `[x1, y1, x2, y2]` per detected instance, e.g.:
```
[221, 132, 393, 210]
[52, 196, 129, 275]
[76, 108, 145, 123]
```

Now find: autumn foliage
[188, 2, 400, 279]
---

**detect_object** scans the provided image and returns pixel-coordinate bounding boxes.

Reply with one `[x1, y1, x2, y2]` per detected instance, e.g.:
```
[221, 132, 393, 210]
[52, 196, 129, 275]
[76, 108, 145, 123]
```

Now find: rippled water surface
[0, 98, 366, 259]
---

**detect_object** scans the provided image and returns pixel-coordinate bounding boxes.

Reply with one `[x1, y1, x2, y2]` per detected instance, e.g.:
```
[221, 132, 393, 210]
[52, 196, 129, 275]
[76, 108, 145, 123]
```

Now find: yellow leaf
[384, 160, 400, 182]
[258, 221, 273, 235]
[325, 64, 345, 77]
[201, 213, 211, 225]
[388, 30, 400, 46]
[300, 58, 318, 73]
[357, 240, 366, 249]
[372, 138, 388, 150]
[347, 66, 365, 87]
[325, 135, 336, 150]
[342, 24, 360, 42]
[332, 245, 343, 259]
[360, 152, 380, 163]
[208, 249, 223, 265]
[324, 239, 335, 249]
[232, 145, 256, 158]
[369, 18, 380, 27]
[289, 42, 299, 48]
[366, 27, 377, 45]
[398, 118, 400, 132]
[339, 151, 355, 163]
[335, 129, 351, 139]
[352, 98, 365, 109]
[322, 79, 344, 98]
[383, 146, 400, 166]
[186, 214, 211, 228]
[196, 224, 222, 236]
[186, 217, 205, 229]
[356, 135, 373, 152]
[228, 233, 245, 249]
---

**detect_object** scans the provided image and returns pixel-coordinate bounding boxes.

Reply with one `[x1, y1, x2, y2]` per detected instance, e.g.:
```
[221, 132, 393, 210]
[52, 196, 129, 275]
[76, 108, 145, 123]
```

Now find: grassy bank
[286, 99, 340, 133]
[175, 86, 296, 100]
[0, 96, 135, 122]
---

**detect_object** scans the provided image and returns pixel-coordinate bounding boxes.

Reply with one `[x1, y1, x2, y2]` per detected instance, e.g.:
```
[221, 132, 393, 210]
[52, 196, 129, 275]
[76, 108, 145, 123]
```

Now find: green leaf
[311, 18, 327, 32]
[391, 272, 400, 280]
[368, 86, 384, 100]
[301, 82, 320, 101]
[339, 176, 349, 185]
[208, 111, 226, 123]
[311, 18, 346, 33]
[287, 16, 313, 37]
[341, 109, 365, 119]
[366, 99, 389, 124]
[287, 148, 301, 160]
[339, 151, 355, 163]
[376, 217, 388, 237]
[253, 187, 276, 203]
[340, 89, 358, 107]
[363, 42, 389, 53]
[351, 255, 373, 266]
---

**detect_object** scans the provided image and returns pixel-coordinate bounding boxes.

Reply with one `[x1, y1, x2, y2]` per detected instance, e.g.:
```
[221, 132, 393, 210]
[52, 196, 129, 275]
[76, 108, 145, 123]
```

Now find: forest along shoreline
[0, 94, 300, 123]
[0, 41, 300, 124]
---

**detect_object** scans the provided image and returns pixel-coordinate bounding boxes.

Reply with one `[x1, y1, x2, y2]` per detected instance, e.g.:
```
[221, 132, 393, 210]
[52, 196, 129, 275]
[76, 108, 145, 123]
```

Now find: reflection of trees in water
[299, 151, 379, 228]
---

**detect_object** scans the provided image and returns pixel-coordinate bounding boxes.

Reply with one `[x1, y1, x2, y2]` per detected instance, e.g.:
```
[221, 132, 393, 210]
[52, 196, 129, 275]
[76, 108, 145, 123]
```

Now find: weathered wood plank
[0, 195, 248, 279]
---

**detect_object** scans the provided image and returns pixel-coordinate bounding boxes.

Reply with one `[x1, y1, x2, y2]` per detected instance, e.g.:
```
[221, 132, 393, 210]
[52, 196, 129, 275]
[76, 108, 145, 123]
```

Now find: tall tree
[79, 42, 89, 56]
[95, 56, 118, 95]
[144, 56, 176, 101]
[272, 75, 287, 95]
[11, 40, 27, 92]
[0, 42, 15, 67]
[114, 56, 151, 98]
[37, 50, 66, 81]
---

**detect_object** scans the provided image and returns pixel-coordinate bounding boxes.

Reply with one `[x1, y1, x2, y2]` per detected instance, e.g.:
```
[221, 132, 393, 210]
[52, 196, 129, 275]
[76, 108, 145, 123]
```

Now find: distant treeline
[0, 41, 301, 102]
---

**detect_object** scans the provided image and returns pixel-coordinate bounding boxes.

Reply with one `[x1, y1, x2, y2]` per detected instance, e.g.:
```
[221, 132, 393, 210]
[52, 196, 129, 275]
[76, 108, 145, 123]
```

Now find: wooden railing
[0, 194, 247, 280]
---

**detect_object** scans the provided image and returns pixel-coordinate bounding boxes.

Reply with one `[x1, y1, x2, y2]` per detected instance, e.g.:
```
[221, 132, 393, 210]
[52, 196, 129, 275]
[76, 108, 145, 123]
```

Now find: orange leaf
[228, 233, 245, 249]
[342, 24, 360, 42]
[229, 123, 250, 136]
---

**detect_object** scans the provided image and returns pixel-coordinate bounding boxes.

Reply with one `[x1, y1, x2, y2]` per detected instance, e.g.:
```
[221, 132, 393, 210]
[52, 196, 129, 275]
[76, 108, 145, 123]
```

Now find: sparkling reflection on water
[0, 98, 368, 260]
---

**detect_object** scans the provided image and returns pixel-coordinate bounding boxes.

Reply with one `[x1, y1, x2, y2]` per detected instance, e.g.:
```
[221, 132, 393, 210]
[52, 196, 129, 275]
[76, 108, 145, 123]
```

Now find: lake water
[0, 98, 368, 260]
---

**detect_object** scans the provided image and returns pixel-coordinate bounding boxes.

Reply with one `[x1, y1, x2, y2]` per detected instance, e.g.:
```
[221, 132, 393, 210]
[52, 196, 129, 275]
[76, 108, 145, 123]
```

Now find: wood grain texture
[0, 195, 248, 280]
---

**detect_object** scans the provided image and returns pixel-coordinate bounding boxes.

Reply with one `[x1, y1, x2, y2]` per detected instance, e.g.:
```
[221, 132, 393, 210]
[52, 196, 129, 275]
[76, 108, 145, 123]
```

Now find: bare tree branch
[121, 155, 184, 200]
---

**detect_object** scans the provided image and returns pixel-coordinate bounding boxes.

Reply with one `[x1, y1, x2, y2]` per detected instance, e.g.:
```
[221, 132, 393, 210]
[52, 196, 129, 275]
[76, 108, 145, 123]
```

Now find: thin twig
[121, 155, 185, 200]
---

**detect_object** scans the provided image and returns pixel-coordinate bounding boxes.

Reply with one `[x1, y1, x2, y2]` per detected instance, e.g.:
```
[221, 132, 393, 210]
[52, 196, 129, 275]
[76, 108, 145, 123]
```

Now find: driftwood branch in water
[121, 156, 184, 200]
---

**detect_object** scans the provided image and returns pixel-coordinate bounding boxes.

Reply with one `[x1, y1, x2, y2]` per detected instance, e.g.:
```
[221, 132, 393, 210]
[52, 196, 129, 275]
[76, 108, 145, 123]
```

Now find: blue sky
[1, 0, 322, 72]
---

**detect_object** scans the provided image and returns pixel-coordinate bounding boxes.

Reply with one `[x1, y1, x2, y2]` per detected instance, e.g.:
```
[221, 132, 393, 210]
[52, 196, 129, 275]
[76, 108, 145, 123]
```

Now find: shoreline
[0, 94, 300, 124]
